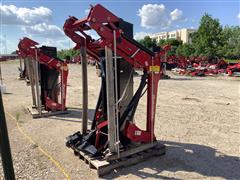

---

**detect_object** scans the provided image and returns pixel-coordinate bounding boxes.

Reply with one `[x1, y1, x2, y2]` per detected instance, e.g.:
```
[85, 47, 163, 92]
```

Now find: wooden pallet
[71, 141, 166, 176]
[27, 106, 68, 118]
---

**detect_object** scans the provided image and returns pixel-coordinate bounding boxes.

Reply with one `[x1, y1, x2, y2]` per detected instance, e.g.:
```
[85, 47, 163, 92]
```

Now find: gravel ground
[0, 60, 239, 179]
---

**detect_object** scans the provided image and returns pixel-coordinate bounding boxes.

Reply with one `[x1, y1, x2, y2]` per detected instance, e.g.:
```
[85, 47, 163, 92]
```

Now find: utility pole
[0, 90, 15, 180]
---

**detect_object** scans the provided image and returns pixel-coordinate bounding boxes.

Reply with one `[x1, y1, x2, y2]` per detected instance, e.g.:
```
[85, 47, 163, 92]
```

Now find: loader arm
[63, 4, 169, 144]
[18, 37, 68, 111]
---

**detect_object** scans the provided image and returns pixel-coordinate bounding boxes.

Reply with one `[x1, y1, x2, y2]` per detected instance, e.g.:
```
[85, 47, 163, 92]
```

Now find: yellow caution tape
[5, 111, 71, 180]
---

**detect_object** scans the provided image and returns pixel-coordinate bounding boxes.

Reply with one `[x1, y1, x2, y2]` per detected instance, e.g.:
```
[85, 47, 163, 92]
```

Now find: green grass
[224, 59, 240, 64]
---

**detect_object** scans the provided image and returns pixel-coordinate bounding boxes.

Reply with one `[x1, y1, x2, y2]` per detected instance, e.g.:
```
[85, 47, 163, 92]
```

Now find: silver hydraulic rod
[113, 30, 120, 157]
[34, 49, 42, 116]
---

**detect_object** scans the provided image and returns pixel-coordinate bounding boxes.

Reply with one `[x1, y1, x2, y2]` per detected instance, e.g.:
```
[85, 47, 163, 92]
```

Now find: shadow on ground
[48, 107, 95, 123]
[167, 77, 204, 81]
[104, 141, 240, 179]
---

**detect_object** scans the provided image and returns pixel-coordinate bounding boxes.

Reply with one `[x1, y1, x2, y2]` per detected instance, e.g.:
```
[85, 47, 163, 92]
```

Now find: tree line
[138, 14, 240, 61]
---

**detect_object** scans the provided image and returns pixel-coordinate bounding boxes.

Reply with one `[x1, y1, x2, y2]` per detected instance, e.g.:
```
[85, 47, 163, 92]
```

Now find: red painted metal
[226, 62, 240, 76]
[166, 55, 237, 77]
[17, 37, 68, 111]
[63, 4, 168, 144]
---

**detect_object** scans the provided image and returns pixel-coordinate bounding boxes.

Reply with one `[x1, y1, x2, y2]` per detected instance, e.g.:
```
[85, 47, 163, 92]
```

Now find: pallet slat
[69, 141, 166, 176]
[27, 107, 68, 118]
[105, 141, 158, 161]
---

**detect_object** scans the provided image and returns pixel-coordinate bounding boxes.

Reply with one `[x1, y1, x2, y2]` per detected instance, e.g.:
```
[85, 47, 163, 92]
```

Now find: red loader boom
[18, 37, 68, 112]
[64, 4, 168, 156]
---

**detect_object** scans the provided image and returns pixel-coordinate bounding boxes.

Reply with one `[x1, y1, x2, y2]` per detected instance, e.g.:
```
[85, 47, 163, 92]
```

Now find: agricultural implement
[64, 4, 166, 176]
[17, 37, 68, 118]
[167, 55, 240, 77]
[226, 62, 240, 76]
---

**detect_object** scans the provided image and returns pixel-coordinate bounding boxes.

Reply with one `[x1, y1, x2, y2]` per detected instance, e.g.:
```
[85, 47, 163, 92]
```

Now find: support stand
[161, 53, 170, 79]
[18, 57, 25, 80]
[72, 141, 165, 176]
[81, 45, 88, 134]
[27, 106, 68, 118]
[18, 39, 69, 118]
[26, 57, 67, 118]
[25, 58, 36, 107]
[64, 11, 166, 176]
[105, 46, 117, 153]
[33, 51, 42, 116]
[66, 46, 166, 176]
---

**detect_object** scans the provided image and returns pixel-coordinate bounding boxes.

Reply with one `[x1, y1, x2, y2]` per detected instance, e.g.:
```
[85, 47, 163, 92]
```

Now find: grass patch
[224, 59, 240, 64]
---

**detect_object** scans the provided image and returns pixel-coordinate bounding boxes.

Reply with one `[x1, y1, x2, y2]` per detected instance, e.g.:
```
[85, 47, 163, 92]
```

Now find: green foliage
[137, 14, 240, 60]
[218, 26, 240, 59]
[176, 43, 195, 57]
[157, 39, 182, 56]
[15, 112, 20, 121]
[177, 14, 240, 60]
[138, 36, 182, 55]
[225, 59, 240, 63]
[138, 36, 157, 51]
[191, 14, 223, 60]
[164, 39, 182, 47]
[57, 49, 80, 60]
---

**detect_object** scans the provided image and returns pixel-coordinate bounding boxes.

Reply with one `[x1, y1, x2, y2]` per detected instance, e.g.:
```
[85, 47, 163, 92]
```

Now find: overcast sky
[0, 0, 239, 53]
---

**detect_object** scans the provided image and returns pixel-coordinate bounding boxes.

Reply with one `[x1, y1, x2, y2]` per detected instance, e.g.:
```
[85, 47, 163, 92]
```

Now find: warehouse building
[150, 28, 196, 43]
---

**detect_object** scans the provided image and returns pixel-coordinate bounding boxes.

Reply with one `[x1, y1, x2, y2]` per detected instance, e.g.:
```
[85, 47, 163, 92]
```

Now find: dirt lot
[0, 60, 239, 179]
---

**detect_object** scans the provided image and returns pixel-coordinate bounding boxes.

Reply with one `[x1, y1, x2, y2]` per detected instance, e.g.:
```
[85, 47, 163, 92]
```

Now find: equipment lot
[0, 60, 239, 179]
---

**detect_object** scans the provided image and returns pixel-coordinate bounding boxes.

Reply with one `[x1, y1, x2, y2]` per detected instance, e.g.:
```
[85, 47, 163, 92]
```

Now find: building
[150, 28, 197, 44]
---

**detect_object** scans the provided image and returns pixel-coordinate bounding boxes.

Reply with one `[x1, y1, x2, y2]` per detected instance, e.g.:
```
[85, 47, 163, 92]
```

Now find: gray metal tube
[34, 50, 41, 115]
[105, 46, 117, 153]
[80, 46, 88, 134]
[0, 90, 16, 180]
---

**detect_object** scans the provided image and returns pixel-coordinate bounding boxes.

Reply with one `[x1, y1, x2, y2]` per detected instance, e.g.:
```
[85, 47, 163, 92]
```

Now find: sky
[0, 0, 239, 53]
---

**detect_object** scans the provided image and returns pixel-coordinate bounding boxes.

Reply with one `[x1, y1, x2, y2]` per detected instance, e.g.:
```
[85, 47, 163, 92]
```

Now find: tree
[138, 36, 157, 51]
[176, 43, 195, 57]
[192, 14, 223, 60]
[158, 39, 166, 46]
[137, 14, 240, 60]
[157, 39, 182, 56]
[219, 26, 240, 59]
[157, 38, 182, 47]
[57, 49, 80, 60]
